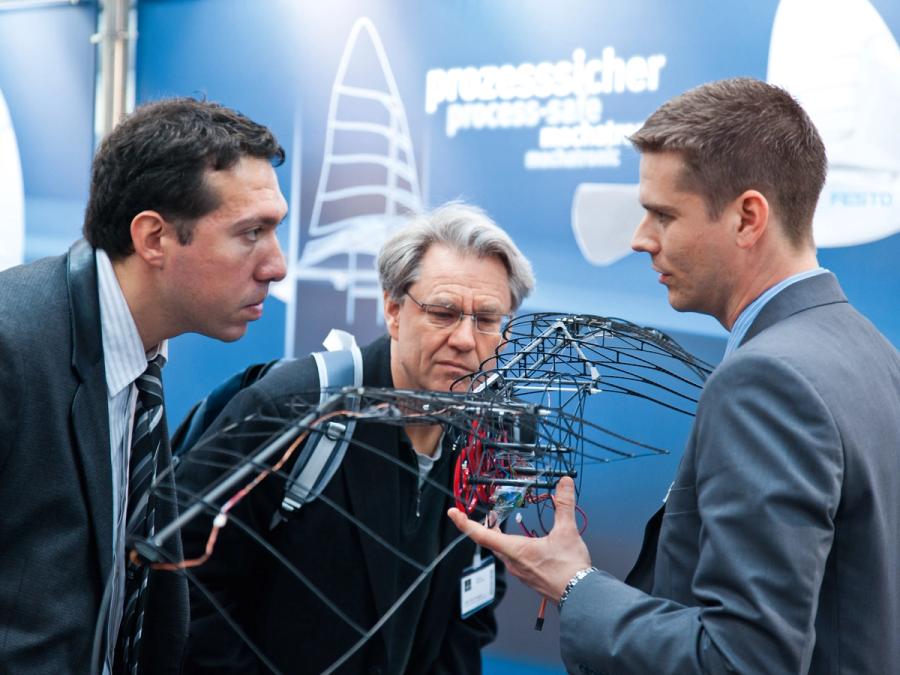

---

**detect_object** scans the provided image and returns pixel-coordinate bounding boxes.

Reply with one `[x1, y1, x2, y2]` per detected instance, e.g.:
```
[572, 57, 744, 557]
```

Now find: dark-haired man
[0, 98, 287, 673]
[451, 77, 900, 674]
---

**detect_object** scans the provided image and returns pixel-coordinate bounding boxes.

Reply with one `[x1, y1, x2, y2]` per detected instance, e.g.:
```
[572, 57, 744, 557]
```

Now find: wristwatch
[558, 566, 598, 610]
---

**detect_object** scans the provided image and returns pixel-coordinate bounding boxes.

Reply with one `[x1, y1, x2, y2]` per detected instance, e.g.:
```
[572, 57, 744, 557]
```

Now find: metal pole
[92, 0, 134, 144]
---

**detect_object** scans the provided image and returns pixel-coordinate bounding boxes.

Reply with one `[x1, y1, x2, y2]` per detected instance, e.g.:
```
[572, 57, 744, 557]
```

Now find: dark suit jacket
[560, 273, 900, 674]
[177, 335, 503, 675]
[0, 240, 188, 673]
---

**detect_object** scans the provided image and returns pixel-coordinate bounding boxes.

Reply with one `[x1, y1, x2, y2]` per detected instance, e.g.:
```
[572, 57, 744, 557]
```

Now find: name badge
[460, 555, 496, 619]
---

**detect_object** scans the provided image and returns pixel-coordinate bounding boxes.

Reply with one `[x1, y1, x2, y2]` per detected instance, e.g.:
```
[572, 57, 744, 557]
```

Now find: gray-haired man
[178, 202, 535, 674]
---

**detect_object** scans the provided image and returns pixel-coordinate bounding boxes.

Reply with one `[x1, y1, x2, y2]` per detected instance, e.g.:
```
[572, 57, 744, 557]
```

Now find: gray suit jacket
[560, 273, 900, 674]
[0, 240, 188, 673]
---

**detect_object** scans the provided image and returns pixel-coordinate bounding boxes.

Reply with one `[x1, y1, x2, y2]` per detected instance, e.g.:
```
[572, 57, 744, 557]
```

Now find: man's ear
[383, 290, 401, 340]
[734, 189, 770, 250]
[130, 210, 173, 268]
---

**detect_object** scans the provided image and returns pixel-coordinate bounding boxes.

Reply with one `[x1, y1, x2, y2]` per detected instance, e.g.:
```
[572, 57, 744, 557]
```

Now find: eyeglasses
[405, 292, 510, 336]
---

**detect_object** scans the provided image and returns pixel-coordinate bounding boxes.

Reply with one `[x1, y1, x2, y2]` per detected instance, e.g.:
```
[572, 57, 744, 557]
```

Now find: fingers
[447, 507, 472, 532]
[447, 508, 513, 556]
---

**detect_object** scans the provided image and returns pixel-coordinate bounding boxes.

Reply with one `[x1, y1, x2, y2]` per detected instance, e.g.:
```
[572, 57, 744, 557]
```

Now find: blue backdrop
[0, 1, 95, 261]
[2, 1, 898, 671]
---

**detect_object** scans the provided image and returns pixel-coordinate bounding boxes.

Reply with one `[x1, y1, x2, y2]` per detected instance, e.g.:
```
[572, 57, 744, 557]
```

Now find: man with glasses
[177, 201, 534, 674]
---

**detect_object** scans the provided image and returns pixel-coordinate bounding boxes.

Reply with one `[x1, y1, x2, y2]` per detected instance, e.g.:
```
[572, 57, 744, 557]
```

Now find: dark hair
[83, 97, 285, 258]
[629, 77, 826, 246]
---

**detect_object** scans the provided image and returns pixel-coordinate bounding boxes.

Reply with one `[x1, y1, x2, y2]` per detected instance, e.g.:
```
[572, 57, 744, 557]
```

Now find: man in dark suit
[0, 98, 288, 673]
[450, 78, 900, 674]
[176, 202, 535, 674]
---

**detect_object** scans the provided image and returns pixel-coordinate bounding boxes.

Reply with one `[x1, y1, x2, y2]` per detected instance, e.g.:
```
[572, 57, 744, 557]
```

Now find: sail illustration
[282, 17, 423, 330]
[767, 0, 900, 247]
[0, 87, 25, 272]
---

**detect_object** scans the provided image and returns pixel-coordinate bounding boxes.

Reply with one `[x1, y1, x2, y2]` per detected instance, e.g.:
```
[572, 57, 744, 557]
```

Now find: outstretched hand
[447, 476, 592, 602]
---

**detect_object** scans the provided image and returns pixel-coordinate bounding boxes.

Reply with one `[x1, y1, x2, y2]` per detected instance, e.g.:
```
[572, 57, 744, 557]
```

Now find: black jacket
[177, 335, 503, 674]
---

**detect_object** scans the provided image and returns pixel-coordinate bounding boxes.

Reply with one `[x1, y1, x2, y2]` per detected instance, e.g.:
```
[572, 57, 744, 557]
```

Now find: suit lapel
[740, 272, 847, 348]
[67, 240, 114, 584]
[151, 412, 183, 557]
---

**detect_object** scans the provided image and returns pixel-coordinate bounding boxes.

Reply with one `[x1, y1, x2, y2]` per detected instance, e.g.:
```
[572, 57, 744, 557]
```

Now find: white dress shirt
[96, 248, 167, 674]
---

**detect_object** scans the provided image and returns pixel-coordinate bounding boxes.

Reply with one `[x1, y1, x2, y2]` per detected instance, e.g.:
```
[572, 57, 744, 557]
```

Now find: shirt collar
[96, 248, 168, 397]
[724, 267, 828, 358]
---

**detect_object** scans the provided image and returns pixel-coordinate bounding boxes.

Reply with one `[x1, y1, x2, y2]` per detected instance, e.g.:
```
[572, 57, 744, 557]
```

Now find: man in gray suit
[450, 77, 900, 674]
[0, 98, 287, 672]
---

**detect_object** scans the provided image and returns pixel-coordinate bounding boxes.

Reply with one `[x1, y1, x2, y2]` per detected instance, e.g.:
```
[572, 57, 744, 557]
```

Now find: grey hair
[629, 77, 826, 247]
[377, 201, 535, 310]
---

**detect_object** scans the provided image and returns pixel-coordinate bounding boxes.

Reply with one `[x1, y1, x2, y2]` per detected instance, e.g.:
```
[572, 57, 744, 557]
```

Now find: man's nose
[258, 234, 287, 283]
[631, 214, 659, 255]
[447, 313, 478, 350]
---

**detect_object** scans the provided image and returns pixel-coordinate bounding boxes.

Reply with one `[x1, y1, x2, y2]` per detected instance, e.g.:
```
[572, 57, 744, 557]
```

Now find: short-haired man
[0, 98, 287, 673]
[177, 202, 535, 674]
[451, 77, 900, 674]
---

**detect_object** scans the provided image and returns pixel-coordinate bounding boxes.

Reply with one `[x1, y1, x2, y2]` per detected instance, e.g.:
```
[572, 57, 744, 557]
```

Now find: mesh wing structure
[452, 313, 713, 528]
[101, 313, 713, 674]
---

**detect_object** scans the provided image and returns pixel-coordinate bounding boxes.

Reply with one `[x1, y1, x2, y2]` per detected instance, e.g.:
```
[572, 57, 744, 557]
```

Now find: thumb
[551, 476, 579, 533]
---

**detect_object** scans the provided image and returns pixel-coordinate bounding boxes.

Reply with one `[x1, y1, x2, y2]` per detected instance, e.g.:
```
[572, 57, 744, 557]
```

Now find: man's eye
[477, 315, 501, 329]
[244, 228, 262, 242]
[429, 309, 458, 323]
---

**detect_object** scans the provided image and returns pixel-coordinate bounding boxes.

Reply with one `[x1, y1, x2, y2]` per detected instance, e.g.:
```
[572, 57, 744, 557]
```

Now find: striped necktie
[115, 354, 165, 674]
